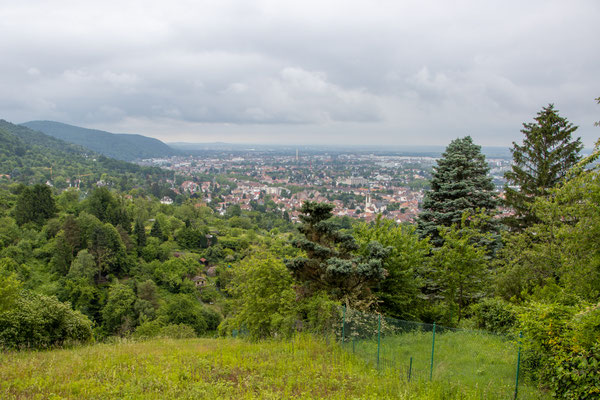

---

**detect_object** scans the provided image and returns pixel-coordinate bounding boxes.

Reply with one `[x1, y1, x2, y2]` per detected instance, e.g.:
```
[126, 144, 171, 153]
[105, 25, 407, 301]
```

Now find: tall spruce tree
[416, 136, 498, 246]
[504, 104, 582, 231]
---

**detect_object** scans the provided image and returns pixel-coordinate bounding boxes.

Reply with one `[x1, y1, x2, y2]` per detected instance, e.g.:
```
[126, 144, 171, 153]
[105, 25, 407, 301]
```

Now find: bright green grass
[0, 335, 548, 399]
[345, 330, 543, 399]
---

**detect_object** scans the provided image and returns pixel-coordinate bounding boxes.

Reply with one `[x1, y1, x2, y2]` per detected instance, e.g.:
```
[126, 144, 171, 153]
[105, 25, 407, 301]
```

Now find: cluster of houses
[164, 177, 424, 224]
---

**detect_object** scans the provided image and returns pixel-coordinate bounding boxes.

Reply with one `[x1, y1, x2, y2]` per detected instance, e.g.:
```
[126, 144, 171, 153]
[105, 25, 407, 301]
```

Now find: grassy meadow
[346, 330, 543, 399]
[0, 335, 548, 399]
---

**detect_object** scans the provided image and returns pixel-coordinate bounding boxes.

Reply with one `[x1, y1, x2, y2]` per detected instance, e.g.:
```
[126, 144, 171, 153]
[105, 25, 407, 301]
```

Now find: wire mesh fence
[230, 306, 538, 399]
[339, 306, 530, 399]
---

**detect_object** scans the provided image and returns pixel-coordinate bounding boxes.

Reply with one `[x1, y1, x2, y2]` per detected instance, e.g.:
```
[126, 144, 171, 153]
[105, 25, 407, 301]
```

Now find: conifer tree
[504, 104, 582, 231]
[417, 136, 498, 245]
[133, 219, 146, 248]
[285, 201, 388, 308]
[150, 219, 165, 241]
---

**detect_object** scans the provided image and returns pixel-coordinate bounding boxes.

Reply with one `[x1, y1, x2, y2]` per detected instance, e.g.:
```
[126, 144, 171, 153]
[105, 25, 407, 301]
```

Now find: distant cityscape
[139, 149, 513, 223]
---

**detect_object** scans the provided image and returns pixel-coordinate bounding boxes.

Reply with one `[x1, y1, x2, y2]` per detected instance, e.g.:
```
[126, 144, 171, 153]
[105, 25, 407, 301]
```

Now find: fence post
[408, 356, 413, 382]
[377, 314, 381, 370]
[342, 305, 346, 344]
[514, 331, 523, 400]
[429, 322, 436, 381]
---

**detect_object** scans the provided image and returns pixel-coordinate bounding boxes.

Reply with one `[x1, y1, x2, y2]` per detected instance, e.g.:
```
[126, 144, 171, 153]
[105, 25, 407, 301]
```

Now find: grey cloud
[0, 0, 598, 146]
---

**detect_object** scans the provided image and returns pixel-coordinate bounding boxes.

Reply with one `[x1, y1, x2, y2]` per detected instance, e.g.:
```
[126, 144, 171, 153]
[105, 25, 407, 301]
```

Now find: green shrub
[0, 263, 21, 312]
[102, 282, 136, 336]
[159, 323, 196, 339]
[518, 302, 600, 398]
[519, 302, 574, 382]
[225, 251, 296, 339]
[549, 343, 600, 399]
[160, 294, 221, 335]
[472, 298, 517, 333]
[296, 292, 340, 335]
[571, 303, 600, 349]
[133, 318, 164, 339]
[201, 307, 222, 332]
[133, 319, 196, 340]
[199, 286, 218, 303]
[0, 291, 93, 349]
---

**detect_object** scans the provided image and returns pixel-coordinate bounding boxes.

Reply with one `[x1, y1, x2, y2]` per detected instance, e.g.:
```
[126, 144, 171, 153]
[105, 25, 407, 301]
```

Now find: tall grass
[0, 335, 548, 399]
[345, 329, 543, 399]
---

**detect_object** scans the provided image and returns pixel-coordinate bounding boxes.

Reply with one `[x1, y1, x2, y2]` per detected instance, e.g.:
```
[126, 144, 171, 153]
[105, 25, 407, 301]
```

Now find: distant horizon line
[18, 119, 595, 153]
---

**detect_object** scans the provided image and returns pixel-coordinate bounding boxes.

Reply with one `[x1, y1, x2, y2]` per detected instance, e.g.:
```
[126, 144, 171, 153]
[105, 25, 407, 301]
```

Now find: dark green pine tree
[285, 201, 389, 309]
[150, 219, 165, 242]
[416, 136, 498, 246]
[504, 104, 582, 231]
[133, 219, 146, 249]
[14, 184, 57, 226]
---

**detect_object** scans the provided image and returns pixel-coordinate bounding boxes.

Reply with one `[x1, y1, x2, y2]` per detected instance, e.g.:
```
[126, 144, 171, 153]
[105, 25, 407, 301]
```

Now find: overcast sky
[1, 0, 598, 146]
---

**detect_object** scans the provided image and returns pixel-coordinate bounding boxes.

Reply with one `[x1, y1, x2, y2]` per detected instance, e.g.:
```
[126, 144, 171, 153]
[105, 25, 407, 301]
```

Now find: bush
[160, 294, 221, 335]
[0, 291, 93, 349]
[199, 286, 218, 303]
[519, 302, 574, 382]
[0, 263, 21, 312]
[153, 257, 198, 292]
[549, 343, 600, 399]
[201, 306, 222, 331]
[102, 282, 136, 336]
[296, 292, 340, 335]
[472, 298, 517, 333]
[133, 318, 197, 340]
[518, 302, 600, 398]
[133, 318, 163, 339]
[159, 324, 196, 339]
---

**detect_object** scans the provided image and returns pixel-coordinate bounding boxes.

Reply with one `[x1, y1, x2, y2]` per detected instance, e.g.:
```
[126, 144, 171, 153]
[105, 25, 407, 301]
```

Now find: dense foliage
[0, 179, 300, 347]
[0, 291, 93, 348]
[0, 120, 169, 190]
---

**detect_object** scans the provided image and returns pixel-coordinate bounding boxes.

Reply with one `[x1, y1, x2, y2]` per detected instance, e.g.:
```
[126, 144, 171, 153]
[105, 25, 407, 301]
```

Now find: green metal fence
[339, 306, 528, 399]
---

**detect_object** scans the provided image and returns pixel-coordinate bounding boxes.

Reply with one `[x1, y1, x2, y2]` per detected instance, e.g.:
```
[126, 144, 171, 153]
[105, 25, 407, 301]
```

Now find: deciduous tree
[354, 216, 430, 320]
[14, 184, 56, 226]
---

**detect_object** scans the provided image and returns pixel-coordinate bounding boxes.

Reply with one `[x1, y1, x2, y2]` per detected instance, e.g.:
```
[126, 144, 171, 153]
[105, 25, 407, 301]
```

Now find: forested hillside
[0, 120, 170, 190]
[1, 104, 600, 399]
[22, 121, 178, 161]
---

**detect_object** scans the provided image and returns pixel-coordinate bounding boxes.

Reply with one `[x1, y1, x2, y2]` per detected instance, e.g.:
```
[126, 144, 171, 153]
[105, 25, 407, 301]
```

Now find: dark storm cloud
[0, 0, 598, 145]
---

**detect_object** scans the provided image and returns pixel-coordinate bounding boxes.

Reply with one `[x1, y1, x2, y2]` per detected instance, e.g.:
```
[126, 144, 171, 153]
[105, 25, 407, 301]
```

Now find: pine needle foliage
[504, 104, 582, 231]
[417, 136, 498, 246]
[285, 201, 389, 309]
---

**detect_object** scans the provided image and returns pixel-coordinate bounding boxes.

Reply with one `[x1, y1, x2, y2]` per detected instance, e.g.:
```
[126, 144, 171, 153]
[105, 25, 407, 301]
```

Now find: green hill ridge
[22, 120, 178, 161]
[0, 119, 167, 189]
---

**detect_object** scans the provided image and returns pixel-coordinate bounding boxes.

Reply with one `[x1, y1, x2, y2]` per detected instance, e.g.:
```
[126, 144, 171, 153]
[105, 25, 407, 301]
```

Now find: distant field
[0, 336, 548, 399]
